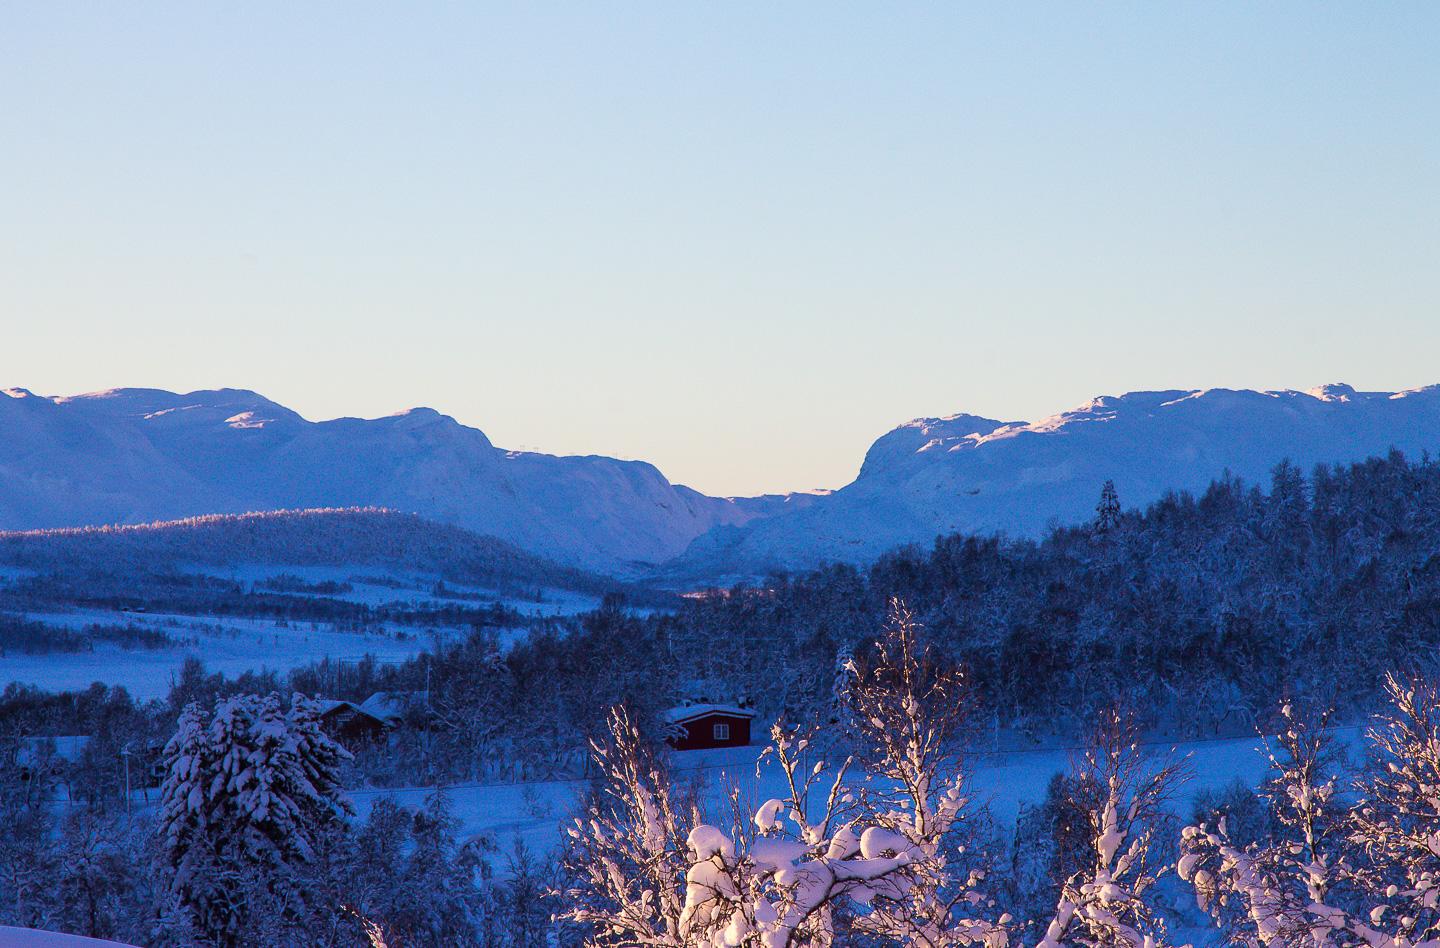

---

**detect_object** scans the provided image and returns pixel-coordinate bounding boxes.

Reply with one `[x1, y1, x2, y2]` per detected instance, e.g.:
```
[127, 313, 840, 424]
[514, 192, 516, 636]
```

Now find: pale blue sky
[2, 3, 1437, 496]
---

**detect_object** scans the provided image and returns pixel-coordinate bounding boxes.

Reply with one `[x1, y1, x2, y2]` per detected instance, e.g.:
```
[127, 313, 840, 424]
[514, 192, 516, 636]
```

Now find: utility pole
[120, 742, 132, 816]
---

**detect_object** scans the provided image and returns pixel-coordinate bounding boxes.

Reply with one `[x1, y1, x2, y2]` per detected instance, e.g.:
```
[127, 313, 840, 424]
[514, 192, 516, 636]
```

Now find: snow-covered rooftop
[664, 704, 756, 725]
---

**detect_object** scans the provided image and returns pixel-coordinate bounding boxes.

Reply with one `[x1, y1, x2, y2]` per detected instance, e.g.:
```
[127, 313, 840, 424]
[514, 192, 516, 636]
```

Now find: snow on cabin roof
[315, 699, 396, 731]
[359, 691, 425, 723]
[664, 704, 756, 725]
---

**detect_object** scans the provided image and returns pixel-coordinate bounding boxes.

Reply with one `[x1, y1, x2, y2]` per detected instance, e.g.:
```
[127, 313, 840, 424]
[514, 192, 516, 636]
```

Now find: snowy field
[0, 929, 135, 947]
[349, 725, 1370, 872]
[203, 563, 602, 617]
[0, 567, 602, 700]
[0, 608, 450, 700]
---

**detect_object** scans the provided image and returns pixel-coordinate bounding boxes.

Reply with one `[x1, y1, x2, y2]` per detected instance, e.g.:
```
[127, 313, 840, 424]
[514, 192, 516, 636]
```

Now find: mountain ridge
[667, 382, 1440, 577]
[6, 383, 1440, 580]
[0, 387, 800, 573]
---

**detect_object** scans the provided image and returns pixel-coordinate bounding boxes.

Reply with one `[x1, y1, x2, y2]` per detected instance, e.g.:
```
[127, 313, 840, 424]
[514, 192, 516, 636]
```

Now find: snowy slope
[0, 388, 798, 573]
[674, 384, 1440, 574]
[0, 508, 607, 593]
[0, 928, 136, 947]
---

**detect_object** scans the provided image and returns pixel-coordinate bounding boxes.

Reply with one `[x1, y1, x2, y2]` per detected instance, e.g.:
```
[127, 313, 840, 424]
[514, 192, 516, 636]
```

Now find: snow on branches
[1180, 677, 1440, 948]
[842, 599, 1010, 947]
[1348, 674, 1440, 945]
[560, 705, 695, 946]
[563, 601, 1191, 947]
[157, 692, 353, 941]
[1037, 711, 1185, 948]
[562, 708, 914, 947]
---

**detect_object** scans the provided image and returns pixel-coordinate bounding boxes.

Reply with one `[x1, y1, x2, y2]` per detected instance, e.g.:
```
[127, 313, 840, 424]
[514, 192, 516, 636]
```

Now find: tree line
[298, 449, 1440, 786]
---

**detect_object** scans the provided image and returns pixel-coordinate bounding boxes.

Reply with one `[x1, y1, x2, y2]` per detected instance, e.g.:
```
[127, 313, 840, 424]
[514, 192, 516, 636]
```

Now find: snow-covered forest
[0, 508, 613, 598]
[295, 450, 1440, 785]
[5, 451, 1440, 944]
[7, 602, 1440, 946]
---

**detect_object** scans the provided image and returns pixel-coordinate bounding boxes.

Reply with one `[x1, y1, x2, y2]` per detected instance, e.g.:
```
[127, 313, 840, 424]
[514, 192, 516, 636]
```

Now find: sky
[2, 4, 1437, 497]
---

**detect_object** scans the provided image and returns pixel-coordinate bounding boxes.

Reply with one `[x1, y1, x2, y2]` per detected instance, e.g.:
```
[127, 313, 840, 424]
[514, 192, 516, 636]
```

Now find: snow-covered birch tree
[560, 704, 697, 946]
[842, 599, 1011, 947]
[1173, 694, 1435, 948]
[1347, 673, 1440, 945]
[722, 721, 915, 947]
[1037, 711, 1185, 948]
[561, 708, 916, 946]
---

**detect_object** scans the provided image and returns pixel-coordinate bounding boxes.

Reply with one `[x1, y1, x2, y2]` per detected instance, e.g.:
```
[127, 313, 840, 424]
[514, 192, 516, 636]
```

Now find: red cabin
[665, 704, 756, 751]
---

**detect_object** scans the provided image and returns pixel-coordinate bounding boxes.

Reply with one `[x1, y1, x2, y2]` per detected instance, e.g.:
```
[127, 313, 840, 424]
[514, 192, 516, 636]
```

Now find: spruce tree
[156, 693, 353, 944]
[1094, 479, 1122, 533]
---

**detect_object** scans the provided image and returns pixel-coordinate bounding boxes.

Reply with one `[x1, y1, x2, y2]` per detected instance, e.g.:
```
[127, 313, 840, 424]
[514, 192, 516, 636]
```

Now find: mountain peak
[58, 387, 297, 417]
[857, 412, 1012, 482]
[1305, 382, 1358, 402]
[385, 406, 446, 423]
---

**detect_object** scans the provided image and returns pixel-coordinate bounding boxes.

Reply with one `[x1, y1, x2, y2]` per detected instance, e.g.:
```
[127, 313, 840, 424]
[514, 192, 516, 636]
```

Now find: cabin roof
[359, 691, 428, 723]
[664, 704, 756, 725]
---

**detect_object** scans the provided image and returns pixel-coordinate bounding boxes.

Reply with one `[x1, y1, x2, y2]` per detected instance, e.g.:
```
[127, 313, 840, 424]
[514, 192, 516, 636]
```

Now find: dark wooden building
[665, 704, 756, 751]
[317, 700, 390, 745]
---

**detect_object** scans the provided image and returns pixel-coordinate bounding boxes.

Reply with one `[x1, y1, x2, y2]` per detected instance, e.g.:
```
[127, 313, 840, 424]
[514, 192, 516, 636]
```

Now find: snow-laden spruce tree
[157, 692, 353, 945]
[1094, 481, 1122, 535]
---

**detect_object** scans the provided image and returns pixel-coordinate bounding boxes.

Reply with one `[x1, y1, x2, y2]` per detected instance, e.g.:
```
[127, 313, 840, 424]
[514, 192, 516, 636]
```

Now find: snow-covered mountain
[0, 387, 799, 573]
[672, 383, 1440, 575]
[8, 383, 1440, 580]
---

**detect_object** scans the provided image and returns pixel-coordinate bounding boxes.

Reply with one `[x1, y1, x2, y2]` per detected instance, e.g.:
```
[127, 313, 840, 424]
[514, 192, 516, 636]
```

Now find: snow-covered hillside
[0, 507, 606, 593]
[8, 383, 1440, 580]
[0, 387, 800, 573]
[674, 383, 1440, 574]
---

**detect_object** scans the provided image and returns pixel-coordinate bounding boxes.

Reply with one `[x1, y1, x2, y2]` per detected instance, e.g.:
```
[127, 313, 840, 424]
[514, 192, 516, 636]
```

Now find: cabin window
[713, 723, 730, 741]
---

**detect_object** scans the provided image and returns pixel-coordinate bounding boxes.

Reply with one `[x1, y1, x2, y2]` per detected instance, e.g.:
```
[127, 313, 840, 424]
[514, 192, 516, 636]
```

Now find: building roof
[314, 698, 391, 734]
[664, 704, 757, 725]
[359, 691, 428, 724]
